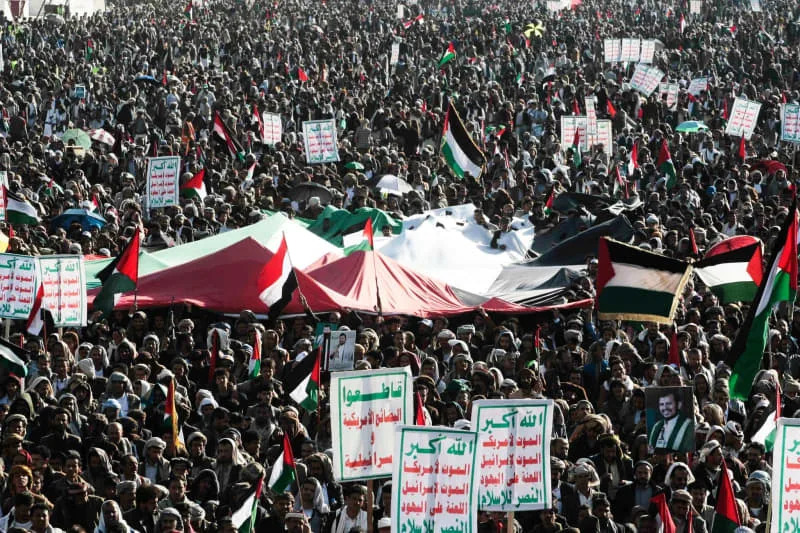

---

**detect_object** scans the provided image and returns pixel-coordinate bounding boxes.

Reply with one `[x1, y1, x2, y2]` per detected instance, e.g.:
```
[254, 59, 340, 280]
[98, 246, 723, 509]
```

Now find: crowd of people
[0, 0, 798, 530]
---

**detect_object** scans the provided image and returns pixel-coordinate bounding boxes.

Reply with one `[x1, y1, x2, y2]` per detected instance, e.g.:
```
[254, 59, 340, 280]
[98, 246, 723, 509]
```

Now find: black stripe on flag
[282, 346, 319, 395]
[695, 242, 759, 268]
[446, 102, 485, 168]
[266, 269, 299, 323]
[606, 238, 689, 273]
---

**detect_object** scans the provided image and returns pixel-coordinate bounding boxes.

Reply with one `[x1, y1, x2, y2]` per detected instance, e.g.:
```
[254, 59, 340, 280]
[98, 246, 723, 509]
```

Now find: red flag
[415, 392, 427, 425]
[26, 284, 45, 335]
[783, 92, 788, 104]
[689, 228, 699, 256]
[668, 326, 681, 367]
[162, 70, 168, 87]
[650, 494, 676, 533]
[606, 99, 617, 118]
[716, 459, 742, 529]
[297, 67, 309, 82]
[739, 135, 746, 161]
[723, 98, 729, 120]
[572, 98, 580, 115]
[363, 218, 374, 249]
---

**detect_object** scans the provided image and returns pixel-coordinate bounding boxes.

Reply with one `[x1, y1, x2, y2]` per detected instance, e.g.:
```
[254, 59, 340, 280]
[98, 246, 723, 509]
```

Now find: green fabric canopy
[306, 206, 402, 246]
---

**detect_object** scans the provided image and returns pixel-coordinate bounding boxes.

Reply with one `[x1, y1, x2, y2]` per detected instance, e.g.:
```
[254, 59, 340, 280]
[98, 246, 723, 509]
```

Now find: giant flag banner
[769, 418, 800, 533]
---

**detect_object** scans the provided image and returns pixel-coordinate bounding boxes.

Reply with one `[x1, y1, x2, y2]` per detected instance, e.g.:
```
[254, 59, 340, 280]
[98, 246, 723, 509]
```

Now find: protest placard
[620, 38, 640, 62]
[560, 116, 589, 152]
[303, 119, 340, 164]
[590, 120, 613, 155]
[750, 0, 761, 11]
[639, 40, 656, 64]
[0, 254, 38, 320]
[687, 77, 708, 96]
[725, 98, 762, 140]
[630, 64, 664, 96]
[660, 82, 679, 110]
[585, 97, 597, 136]
[0, 171, 7, 222]
[38, 256, 87, 327]
[391, 42, 400, 65]
[770, 418, 800, 533]
[690, 0, 702, 13]
[781, 104, 800, 143]
[331, 367, 413, 481]
[326, 329, 356, 371]
[392, 426, 478, 533]
[145, 156, 180, 209]
[603, 39, 621, 63]
[471, 399, 553, 510]
[546, 0, 569, 10]
[262, 112, 282, 145]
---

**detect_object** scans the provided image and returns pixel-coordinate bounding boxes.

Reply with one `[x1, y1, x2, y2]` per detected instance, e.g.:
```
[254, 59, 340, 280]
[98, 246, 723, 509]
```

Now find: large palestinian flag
[596, 237, 692, 324]
[441, 102, 485, 179]
[93, 230, 140, 317]
[695, 236, 762, 303]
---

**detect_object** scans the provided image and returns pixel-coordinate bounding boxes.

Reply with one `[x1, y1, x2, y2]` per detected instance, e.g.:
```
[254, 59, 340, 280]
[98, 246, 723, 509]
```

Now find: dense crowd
[0, 0, 798, 530]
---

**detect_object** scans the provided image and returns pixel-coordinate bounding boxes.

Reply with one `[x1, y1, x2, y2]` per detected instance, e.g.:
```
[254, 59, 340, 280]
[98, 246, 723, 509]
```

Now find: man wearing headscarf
[95, 499, 136, 533]
[294, 477, 330, 533]
[213, 437, 246, 489]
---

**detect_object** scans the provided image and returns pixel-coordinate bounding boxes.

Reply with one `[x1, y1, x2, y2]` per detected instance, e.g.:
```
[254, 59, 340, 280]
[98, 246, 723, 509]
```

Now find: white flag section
[330, 367, 413, 481]
[39, 256, 87, 327]
[630, 64, 664, 96]
[782, 104, 800, 143]
[769, 418, 800, 533]
[303, 119, 340, 164]
[0, 253, 38, 320]
[145, 156, 180, 209]
[471, 400, 553, 510]
[392, 426, 478, 533]
[262, 112, 282, 145]
[725, 98, 762, 140]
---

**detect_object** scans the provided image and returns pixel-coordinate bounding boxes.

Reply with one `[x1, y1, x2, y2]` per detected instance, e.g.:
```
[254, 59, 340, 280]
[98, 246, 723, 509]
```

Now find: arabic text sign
[0, 171, 7, 221]
[750, 0, 761, 11]
[303, 119, 339, 164]
[391, 42, 400, 65]
[592, 120, 613, 155]
[472, 400, 553, 511]
[393, 426, 478, 533]
[690, 0, 701, 13]
[586, 97, 597, 136]
[331, 368, 413, 481]
[145, 156, 180, 209]
[561, 116, 589, 152]
[0, 254, 37, 319]
[770, 418, 800, 533]
[782, 104, 800, 143]
[38, 256, 87, 327]
[620, 38, 641, 62]
[725, 98, 762, 140]
[262, 112, 282, 145]
[630, 64, 664, 97]
[660, 83, 679, 110]
[639, 40, 656, 64]
[604, 39, 621, 63]
[687, 77, 708, 96]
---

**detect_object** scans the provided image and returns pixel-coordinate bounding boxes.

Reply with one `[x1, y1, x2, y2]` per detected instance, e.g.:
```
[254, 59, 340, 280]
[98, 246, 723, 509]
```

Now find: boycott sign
[262, 112, 282, 145]
[561, 117, 612, 154]
[690, 0, 701, 13]
[331, 367, 413, 481]
[639, 40, 656, 64]
[687, 77, 708, 96]
[39, 256, 87, 327]
[630, 64, 664, 96]
[586, 97, 597, 136]
[472, 399, 553, 510]
[604, 39, 621, 63]
[725, 98, 762, 140]
[0, 254, 37, 319]
[145, 156, 180, 209]
[392, 426, 478, 533]
[782, 104, 800, 143]
[303, 119, 340, 164]
[620, 38, 640, 62]
[660, 83, 679, 110]
[593, 120, 613, 155]
[770, 418, 800, 533]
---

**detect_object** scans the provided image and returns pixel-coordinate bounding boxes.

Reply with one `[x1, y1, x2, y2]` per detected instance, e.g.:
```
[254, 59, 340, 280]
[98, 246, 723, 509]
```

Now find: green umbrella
[675, 121, 709, 133]
[344, 161, 364, 170]
[61, 129, 92, 150]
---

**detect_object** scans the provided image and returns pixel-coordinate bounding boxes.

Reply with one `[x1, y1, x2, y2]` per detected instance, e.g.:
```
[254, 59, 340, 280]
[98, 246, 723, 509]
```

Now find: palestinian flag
[650, 494, 676, 533]
[680, 13, 686, 34]
[163, 377, 183, 454]
[695, 236, 763, 303]
[213, 111, 244, 160]
[25, 284, 45, 336]
[438, 42, 456, 67]
[751, 384, 780, 452]
[727, 199, 798, 400]
[297, 67, 309, 82]
[596, 237, 692, 324]
[657, 139, 677, 189]
[249, 329, 262, 379]
[627, 141, 639, 176]
[6, 191, 40, 225]
[739, 135, 746, 161]
[257, 235, 299, 321]
[232, 476, 263, 532]
[183, 0, 192, 20]
[286, 347, 321, 411]
[441, 102, 485, 179]
[268, 433, 297, 493]
[607, 99, 617, 118]
[710, 459, 741, 533]
[93, 230, 140, 318]
[180, 169, 207, 200]
[544, 190, 554, 215]
[0, 338, 28, 377]
[572, 129, 582, 168]
[253, 105, 265, 143]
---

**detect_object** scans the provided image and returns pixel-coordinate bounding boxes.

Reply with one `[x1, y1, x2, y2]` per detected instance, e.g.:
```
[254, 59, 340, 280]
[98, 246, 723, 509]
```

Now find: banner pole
[367, 479, 374, 533]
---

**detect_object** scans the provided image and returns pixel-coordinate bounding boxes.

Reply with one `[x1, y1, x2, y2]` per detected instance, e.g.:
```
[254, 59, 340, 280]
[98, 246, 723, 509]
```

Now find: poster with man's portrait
[645, 386, 695, 453]
[326, 329, 356, 372]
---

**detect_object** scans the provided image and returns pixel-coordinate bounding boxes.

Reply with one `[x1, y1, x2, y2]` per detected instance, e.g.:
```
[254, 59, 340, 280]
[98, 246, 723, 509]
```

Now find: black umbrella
[288, 182, 333, 205]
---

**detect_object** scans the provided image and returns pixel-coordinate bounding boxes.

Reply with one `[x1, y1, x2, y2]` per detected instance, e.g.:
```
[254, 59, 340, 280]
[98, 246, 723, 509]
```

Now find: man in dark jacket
[612, 461, 662, 523]
[123, 484, 160, 533]
[51, 481, 104, 532]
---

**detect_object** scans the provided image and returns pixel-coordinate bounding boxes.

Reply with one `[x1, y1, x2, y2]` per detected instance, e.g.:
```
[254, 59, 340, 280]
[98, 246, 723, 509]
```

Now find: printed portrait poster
[646, 385, 695, 453]
[326, 329, 356, 372]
